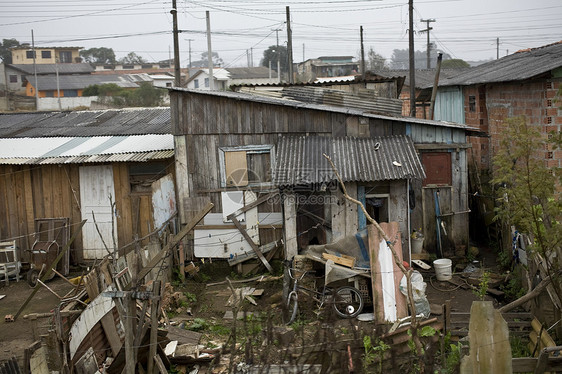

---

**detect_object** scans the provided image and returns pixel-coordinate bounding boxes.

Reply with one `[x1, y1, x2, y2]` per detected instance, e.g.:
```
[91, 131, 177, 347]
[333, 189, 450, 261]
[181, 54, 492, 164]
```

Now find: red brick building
[435, 41, 562, 173]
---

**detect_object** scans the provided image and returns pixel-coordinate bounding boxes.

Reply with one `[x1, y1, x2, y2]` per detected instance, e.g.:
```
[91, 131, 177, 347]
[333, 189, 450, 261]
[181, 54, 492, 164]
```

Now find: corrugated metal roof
[0, 107, 171, 138]
[377, 69, 467, 89]
[274, 135, 425, 186]
[0, 134, 174, 165]
[172, 87, 478, 132]
[226, 67, 273, 79]
[439, 41, 562, 86]
[281, 86, 403, 116]
[10, 63, 94, 75]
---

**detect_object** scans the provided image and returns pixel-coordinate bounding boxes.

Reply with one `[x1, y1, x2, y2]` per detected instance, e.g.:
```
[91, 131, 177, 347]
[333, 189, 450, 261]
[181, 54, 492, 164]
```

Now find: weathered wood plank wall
[172, 90, 470, 254]
[0, 161, 174, 263]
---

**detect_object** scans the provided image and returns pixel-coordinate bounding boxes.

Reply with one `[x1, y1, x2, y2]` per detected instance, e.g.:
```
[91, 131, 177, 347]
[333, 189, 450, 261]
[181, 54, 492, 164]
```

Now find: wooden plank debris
[228, 214, 273, 273]
[227, 240, 281, 266]
[130, 202, 214, 288]
[321, 253, 356, 268]
[166, 326, 202, 345]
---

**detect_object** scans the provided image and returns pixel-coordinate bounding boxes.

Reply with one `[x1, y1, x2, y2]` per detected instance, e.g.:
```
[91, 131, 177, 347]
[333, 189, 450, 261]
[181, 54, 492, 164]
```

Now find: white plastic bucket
[433, 259, 452, 281]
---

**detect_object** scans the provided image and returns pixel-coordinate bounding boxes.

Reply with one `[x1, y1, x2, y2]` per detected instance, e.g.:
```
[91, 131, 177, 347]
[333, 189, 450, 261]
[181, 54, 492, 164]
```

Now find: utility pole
[408, 0, 416, 117]
[31, 30, 39, 109]
[420, 18, 435, 69]
[186, 38, 194, 69]
[496, 37, 500, 60]
[250, 47, 253, 67]
[171, 0, 181, 87]
[272, 27, 282, 80]
[206, 11, 214, 90]
[55, 57, 61, 111]
[246, 49, 250, 67]
[360, 26, 365, 78]
[302, 43, 305, 62]
[286, 6, 294, 84]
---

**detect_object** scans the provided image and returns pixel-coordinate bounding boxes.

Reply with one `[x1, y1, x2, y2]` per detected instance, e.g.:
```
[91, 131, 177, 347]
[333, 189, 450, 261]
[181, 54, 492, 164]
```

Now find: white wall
[37, 96, 99, 111]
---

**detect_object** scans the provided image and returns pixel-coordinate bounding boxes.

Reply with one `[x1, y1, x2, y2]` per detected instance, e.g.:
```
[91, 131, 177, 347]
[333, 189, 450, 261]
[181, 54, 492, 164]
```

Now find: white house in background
[185, 67, 278, 91]
[150, 74, 175, 88]
[185, 69, 230, 91]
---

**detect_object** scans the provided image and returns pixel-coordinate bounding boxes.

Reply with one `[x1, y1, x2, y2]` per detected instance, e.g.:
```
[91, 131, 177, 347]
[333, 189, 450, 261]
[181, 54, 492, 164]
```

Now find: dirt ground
[0, 246, 509, 371]
[0, 276, 76, 364]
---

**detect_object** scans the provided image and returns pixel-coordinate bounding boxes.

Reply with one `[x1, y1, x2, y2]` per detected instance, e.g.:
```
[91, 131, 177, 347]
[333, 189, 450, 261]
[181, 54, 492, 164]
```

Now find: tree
[200, 51, 223, 67]
[441, 59, 470, 69]
[118, 52, 147, 65]
[80, 47, 116, 64]
[0, 38, 21, 64]
[261, 45, 288, 73]
[365, 47, 389, 72]
[389, 48, 451, 69]
[492, 116, 562, 305]
[83, 82, 164, 108]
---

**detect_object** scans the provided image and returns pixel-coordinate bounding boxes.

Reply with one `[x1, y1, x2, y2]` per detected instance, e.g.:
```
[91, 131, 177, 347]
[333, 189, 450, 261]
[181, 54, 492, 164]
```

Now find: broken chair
[0, 241, 21, 286]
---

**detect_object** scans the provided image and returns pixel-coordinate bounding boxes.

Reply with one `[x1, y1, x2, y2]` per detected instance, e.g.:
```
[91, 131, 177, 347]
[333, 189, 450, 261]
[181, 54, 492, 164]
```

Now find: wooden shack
[170, 88, 476, 261]
[0, 108, 174, 262]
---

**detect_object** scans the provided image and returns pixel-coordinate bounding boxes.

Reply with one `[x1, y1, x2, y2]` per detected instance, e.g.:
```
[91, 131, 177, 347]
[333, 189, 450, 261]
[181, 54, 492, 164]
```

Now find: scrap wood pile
[8, 202, 214, 374]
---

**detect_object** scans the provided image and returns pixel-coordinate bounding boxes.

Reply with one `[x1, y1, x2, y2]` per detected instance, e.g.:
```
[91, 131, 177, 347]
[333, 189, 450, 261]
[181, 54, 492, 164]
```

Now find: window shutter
[225, 151, 248, 186]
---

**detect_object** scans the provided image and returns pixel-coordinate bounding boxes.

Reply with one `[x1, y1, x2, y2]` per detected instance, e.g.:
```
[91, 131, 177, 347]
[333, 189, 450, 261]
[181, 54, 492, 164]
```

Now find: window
[9, 75, 17, 83]
[103, 65, 113, 70]
[141, 64, 153, 69]
[166, 82, 172, 87]
[204, 77, 209, 87]
[41, 50, 51, 59]
[122, 64, 134, 70]
[468, 95, 476, 112]
[44, 91, 54, 98]
[219, 145, 275, 187]
[194, 79, 199, 89]
[21, 75, 26, 83]
[421, 152, 452, 186]
[26, 50, 35, 59]
[129, 162, 168, 193]
[63, 89, 78, 97]
[59, 51, 72, 63]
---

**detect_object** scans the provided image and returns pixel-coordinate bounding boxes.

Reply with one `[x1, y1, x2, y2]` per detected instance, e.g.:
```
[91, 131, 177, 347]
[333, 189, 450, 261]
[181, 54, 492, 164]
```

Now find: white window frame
[218, 145, 275, 188]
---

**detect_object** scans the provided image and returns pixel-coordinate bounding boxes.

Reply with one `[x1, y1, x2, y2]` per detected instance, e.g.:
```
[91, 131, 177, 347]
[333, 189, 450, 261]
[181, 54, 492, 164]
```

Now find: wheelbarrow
[25, 218, 70, 287]
[26, 240, 59, 287]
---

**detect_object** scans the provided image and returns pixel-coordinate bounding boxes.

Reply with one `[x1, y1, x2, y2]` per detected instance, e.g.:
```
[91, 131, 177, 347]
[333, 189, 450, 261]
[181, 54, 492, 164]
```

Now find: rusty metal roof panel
[274, 135, 425, 186]
[0, 107, 171, 138]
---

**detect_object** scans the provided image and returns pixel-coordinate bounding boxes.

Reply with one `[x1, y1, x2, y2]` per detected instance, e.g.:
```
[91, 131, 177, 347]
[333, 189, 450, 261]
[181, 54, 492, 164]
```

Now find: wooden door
[79, 165, 117, 259]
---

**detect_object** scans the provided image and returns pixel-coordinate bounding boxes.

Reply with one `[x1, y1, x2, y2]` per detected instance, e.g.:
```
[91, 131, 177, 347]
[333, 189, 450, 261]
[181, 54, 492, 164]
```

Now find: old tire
[332, 286, 363, 318]
[27, 269, 39, 288]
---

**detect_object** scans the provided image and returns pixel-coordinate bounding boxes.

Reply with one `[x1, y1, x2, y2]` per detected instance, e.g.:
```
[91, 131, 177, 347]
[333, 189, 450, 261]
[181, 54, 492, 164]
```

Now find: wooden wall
[171, 90, 470, 255]
[0, 160, 174, 263]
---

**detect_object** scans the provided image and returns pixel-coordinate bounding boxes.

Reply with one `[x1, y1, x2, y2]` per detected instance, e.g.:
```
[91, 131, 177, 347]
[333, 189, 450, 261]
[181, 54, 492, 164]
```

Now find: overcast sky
[2, 0, 561, 68]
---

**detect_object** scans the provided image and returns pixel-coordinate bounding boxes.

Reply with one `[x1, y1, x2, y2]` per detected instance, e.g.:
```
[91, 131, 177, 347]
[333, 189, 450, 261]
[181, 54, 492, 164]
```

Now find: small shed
[0, 108, 174, 262]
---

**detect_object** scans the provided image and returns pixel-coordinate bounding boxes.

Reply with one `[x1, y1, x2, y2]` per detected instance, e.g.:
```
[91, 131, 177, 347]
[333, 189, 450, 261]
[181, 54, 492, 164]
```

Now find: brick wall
[465, 78, 562, 172]
[399, 87, 430, 119]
